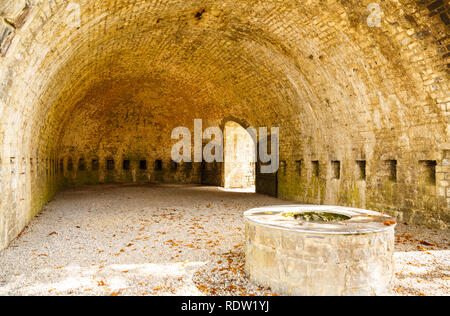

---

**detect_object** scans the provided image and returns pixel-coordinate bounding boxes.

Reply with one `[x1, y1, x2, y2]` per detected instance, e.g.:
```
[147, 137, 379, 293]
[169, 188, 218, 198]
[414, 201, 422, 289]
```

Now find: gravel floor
[0, 184, 448, 296]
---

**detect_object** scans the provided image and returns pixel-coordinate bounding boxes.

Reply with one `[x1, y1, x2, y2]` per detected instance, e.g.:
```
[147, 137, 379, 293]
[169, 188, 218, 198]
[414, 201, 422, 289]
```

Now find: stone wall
[0, 0, 449, 249]
[55, 79, 205, 186]
[437, 150, 450, 206]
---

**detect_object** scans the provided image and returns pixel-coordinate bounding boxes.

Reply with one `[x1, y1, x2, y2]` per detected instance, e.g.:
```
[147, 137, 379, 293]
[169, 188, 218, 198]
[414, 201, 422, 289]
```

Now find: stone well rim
[244, 205, 396, 235]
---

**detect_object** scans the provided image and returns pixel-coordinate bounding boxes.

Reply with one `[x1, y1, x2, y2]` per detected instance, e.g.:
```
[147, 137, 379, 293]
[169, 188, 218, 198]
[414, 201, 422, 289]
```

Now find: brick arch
[219, 116, 253, 132]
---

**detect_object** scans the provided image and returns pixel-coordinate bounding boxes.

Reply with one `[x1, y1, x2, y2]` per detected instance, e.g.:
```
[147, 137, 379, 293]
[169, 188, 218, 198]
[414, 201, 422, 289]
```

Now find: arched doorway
[223, 121, 256, 191]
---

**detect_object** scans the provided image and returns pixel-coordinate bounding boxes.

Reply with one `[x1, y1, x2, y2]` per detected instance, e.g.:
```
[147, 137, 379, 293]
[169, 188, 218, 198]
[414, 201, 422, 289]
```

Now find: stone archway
[223, 121, 256, 190]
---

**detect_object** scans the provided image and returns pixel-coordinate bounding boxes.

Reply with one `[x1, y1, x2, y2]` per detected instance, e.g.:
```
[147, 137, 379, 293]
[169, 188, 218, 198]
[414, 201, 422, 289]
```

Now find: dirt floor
[0, 184, 448, 296]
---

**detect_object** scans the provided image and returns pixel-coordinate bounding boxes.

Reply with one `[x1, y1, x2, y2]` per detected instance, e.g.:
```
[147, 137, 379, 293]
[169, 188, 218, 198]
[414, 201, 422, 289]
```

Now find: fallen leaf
[417, 246, 427, 252]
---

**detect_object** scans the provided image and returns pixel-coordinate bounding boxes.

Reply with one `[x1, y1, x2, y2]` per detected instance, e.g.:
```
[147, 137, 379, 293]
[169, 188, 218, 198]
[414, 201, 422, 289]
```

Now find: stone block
[0, 19, 14, 56]
[281, 230, 304, 251]
[0, 0, 27, 21]
[438, 180, 449, 187]
[436, 165, 450, 173]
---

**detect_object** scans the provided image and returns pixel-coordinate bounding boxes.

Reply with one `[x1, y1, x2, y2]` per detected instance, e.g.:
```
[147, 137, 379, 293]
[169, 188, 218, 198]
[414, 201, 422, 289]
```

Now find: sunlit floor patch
[218, 186, 256, 193]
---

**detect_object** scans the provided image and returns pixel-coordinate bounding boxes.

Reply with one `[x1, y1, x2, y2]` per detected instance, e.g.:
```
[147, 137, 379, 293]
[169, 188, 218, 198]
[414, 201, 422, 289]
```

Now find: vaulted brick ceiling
[0, 0, 447, 157]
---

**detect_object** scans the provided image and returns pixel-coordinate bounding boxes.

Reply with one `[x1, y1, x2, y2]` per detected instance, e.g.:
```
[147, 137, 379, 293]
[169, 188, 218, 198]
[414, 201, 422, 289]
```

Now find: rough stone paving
[0, 0, 449, 251]
[0, 185, 448, 296]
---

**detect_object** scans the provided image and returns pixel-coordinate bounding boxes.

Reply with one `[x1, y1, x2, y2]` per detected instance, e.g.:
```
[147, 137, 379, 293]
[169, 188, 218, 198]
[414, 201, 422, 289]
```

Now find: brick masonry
[0, 0, 449, 250]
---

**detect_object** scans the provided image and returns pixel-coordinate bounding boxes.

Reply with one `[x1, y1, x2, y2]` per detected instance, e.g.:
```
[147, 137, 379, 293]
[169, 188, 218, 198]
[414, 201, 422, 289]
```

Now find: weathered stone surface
[245, 206, 396, 296]
[0, 19, 14, 56]
[0, 0, 27, 22]
[0, 0, 448, 250]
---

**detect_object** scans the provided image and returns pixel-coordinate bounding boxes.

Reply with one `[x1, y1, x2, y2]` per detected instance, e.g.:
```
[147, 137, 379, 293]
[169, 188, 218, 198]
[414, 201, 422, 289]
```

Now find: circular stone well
[244, 205, 396, 296]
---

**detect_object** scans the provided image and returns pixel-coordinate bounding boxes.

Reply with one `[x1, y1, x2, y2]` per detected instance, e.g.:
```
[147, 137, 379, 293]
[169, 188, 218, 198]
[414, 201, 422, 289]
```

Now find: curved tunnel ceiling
[0, 0, 449, 250]
[0, 0, 448, 160]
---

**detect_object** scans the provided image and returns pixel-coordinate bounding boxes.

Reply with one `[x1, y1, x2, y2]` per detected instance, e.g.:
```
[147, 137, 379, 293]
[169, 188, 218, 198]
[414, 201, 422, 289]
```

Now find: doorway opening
[223, 121, 256, 191]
